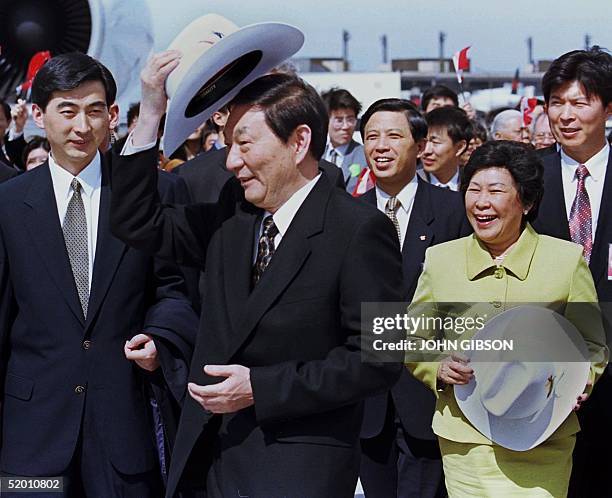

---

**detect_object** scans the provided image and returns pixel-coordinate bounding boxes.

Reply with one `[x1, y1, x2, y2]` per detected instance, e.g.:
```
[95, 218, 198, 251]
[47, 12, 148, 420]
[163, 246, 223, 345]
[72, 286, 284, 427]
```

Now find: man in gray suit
[321, 88, 367, 193]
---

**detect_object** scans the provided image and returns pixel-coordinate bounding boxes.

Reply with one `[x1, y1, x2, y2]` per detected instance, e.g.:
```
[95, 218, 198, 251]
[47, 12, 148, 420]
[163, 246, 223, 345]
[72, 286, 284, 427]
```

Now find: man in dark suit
[321, 88, 368, 193]
[0, 99, 27, 169]
[0, 53, 198, 497]
[111, 52, 404, 497]
[0, 159, 17, 183]
[358, 99, 469, 498]
[531, 47, 612, 498]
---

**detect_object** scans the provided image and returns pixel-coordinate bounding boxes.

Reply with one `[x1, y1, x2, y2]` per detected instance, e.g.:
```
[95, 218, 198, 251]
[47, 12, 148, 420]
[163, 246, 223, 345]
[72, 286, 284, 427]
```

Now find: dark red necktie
[569, 164, 592, 263]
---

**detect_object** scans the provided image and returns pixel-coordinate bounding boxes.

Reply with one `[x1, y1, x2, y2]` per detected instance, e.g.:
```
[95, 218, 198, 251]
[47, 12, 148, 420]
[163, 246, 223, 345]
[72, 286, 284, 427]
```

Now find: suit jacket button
[492, 301, 502, 308]
[82, 340, 91, 350]
[75, 385, 86, 394]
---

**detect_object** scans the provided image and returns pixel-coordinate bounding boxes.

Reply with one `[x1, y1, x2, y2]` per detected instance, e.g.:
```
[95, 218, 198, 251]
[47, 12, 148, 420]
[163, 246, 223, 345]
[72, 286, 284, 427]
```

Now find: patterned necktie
[63, 178, 89, 318]
[569, 164, 593, 263]
[252, 216, 280, 286]
[385, 197, 402, 244]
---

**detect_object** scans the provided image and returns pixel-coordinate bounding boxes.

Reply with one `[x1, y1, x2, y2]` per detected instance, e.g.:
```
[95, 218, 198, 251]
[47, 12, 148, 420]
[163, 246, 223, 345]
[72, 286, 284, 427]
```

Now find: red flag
[352, 168, 376, 197]
[520, 97, 539, 126]
[19, 51, 52, 94]
[452, 46, 470, 83]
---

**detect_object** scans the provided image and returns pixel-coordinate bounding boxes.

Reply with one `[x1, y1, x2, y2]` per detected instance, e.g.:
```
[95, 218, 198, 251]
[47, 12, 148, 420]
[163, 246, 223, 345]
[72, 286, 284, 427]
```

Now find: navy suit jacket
[0, 155, 198, 476]
[360, 179, 470, 440]
[532, 148, 612, 445]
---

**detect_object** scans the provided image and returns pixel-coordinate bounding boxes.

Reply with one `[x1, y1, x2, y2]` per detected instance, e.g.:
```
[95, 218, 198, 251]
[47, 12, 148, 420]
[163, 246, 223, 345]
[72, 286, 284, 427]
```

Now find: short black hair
[231, 73, 328, 160]
[460, 140, 544, 222]
[320, 87, 362, 116]
[32, 52, 117, 111]
[359, 98, 428, 142]
[469, 120, 488, 143]
[425, 106, 472, 146]
[0, 100, 11, 123]
[542, 46, 612, 107]
[22, 135, 50, 166]
[421, 85, 459, 111]
[127, 102, 140, 128]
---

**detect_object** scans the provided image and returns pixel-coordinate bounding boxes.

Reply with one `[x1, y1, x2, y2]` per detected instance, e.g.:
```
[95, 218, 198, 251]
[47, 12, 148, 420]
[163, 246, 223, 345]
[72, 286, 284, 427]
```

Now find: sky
[153, 0, 611, 73]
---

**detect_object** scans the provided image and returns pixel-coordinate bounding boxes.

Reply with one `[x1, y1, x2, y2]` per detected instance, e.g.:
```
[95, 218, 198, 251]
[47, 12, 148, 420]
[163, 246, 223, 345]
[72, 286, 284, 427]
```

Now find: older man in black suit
[531, 47, 612, 498]
[111, 51, 403, 498]
[358, 99, 469, 498]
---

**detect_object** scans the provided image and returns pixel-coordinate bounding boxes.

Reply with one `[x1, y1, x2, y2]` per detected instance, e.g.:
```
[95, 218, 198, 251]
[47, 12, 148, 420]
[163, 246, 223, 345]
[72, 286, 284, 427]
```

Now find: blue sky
[153, 0, 610, 72]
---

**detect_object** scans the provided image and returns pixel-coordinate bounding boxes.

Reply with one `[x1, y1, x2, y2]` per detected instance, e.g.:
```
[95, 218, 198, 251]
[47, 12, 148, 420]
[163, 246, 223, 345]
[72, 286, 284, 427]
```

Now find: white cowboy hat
[454, 306, 591, 451]
[162, 14, 304, 156]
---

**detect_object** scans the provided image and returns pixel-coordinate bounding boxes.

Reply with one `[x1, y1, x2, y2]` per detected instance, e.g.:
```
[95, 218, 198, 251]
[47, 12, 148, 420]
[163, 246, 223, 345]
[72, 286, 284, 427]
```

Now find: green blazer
[406, 223, 609, 445]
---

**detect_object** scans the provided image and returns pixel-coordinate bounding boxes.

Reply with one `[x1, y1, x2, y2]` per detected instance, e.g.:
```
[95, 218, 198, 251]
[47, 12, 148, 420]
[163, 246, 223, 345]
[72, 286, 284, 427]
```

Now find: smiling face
[546, 80, 612, 163]
[421, 126, 465, 184]
[32, 80, 118, 174]
[364, 110, 423, 196]
[465, 167, 527, 256]
[225, 104, 311, 212]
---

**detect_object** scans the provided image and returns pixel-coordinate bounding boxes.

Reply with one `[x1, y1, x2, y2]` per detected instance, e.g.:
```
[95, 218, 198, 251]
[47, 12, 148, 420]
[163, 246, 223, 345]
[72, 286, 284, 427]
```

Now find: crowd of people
[0, 28, 610, 498]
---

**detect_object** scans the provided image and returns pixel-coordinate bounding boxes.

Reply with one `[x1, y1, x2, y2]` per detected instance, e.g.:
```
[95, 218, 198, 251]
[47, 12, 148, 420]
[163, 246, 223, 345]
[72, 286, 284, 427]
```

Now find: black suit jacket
[1, 134, 26, 170]
[0, 161, 17, 183]
[360, 179, 471, 440]
[0, 156, 198, 476]
[532, 148, 612, 444]
[111, 147, 404, 497]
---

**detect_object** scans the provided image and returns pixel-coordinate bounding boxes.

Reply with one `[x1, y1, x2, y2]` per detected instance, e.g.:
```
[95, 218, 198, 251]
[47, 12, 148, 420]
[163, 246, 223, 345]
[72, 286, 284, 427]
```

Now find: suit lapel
[591, 149, 612, 286]
[403, 180, 435, 293]
[540, 152, 571, 239]
[23, 164, 85, 325]
[223, 177, 329, 361]
[85, 157, 127, 331]
[222, 203, 260, 340]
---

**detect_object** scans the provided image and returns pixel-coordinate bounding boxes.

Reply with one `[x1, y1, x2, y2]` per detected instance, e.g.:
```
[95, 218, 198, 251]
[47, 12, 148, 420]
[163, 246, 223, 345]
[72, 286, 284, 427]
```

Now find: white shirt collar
[326, 140, 350, 157]
[267, 173, 322, 236]
[48, 152, 102, 199]
[375, 174, 418, 213]
[429, 169, 459, 190]
[560, 143, 609, 183]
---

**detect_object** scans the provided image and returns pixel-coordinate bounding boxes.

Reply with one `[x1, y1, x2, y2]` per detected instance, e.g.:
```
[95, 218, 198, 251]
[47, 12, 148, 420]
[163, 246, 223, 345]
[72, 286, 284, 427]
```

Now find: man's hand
[132, 50, 181, 147]
[462, 102, 476, 120]
[573, 379, 593, 411]
[124, 333, 160, 372]
[437, 354, 473, 385]
[11, 99, 28, 134]
[188, 365, 254, 414]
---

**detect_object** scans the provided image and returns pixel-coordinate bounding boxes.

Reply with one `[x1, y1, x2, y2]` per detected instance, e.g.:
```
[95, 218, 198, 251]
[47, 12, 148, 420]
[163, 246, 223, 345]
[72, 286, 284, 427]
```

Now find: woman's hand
[437, 354, 474, 385]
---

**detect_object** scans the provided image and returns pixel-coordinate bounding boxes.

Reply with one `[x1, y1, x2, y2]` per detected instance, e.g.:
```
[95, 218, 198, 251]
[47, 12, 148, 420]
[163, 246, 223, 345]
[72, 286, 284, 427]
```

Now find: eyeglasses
[331, 116, 357, 127]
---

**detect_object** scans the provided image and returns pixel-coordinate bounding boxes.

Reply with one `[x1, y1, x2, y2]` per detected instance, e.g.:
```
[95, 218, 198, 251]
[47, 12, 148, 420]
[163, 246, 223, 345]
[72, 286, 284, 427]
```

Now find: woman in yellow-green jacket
[406, 141, 608, 497]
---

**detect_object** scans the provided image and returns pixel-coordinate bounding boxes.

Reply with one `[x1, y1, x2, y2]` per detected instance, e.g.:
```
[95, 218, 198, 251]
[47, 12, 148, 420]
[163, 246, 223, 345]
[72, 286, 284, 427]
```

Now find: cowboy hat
[162, 14, 304, 156]
[454, 306, 591, 451]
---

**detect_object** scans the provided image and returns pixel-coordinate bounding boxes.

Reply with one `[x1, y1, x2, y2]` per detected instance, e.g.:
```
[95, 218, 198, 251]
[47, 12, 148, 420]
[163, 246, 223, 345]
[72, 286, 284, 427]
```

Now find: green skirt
[439, 435, 575, 497]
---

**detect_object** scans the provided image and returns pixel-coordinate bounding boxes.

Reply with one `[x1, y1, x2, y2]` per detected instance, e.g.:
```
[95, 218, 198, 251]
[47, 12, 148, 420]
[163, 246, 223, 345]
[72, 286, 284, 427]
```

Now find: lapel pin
[420, 235, 427, 241]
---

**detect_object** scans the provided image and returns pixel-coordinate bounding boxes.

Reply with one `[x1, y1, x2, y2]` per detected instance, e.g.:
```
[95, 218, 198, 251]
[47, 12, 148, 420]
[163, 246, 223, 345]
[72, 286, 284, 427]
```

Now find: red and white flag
[352, 168, 376, 197]
[17, 50, 51, 95]
[520, 97, 539, 126]
[452, 46, 471, 84]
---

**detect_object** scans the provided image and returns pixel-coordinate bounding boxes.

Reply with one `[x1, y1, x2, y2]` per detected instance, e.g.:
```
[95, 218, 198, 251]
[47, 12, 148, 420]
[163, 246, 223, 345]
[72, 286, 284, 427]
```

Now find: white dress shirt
[48, 152, 102, 290]
[428, 169, 460, 191]
[375, 174, 419, 249]
[254, 174, 322, 260]
[561, 143, 610, 242]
